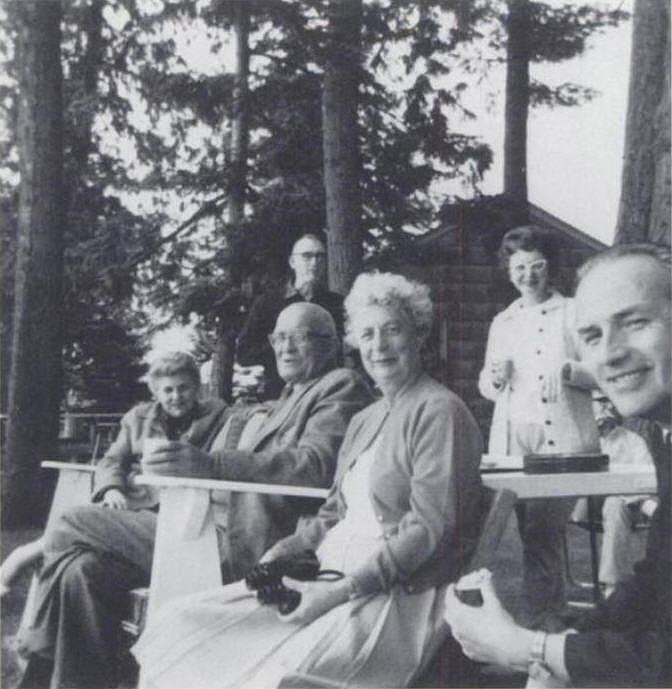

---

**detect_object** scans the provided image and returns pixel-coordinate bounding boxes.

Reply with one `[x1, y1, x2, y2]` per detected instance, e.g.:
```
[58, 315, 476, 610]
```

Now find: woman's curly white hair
[344, 272, 434, 348]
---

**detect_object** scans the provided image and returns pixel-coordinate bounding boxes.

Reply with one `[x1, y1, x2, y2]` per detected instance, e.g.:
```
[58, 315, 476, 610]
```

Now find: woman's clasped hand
[276, 577, 350, 624]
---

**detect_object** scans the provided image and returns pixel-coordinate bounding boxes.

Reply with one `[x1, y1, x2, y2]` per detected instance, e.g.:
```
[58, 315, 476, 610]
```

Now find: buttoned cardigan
[275, 373, 484, 596]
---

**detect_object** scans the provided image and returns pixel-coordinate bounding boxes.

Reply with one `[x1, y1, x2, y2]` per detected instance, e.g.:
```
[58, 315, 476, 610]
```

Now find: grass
[1, 509, 648, 689]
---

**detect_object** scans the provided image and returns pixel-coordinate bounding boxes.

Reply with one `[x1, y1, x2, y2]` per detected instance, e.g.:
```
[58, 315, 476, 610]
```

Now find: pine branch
[122, 194, 227, 271]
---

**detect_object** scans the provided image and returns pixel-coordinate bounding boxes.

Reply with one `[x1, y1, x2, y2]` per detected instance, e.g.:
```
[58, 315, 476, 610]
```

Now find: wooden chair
[14, 462, 98, 640]
[132, 474, 329, 629]
[9, 465, 328, 688]
[410, 486, 518, 687]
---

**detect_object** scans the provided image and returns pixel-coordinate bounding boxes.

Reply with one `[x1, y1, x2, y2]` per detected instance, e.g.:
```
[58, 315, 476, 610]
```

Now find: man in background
[236, 233, 344, 399]
[571, 392, 657, 598]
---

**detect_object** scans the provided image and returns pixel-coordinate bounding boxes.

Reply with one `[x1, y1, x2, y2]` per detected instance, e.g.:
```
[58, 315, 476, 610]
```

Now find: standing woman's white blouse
[479, 291, 599, 454]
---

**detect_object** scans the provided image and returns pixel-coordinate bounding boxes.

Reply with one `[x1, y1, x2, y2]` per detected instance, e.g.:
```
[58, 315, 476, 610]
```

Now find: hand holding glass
[490, 360, 513, 388]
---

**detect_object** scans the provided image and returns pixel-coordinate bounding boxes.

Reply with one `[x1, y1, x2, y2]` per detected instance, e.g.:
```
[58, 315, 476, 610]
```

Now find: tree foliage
[110, 0, 498, 358]
[0, 0, 629, 412]
[2, 0, 159, 411]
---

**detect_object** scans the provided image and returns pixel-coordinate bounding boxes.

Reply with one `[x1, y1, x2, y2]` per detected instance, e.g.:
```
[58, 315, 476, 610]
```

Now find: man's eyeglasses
[510, 259, 548, 276]
[292, 252, 326, 262]
[268, 331, 332, 347]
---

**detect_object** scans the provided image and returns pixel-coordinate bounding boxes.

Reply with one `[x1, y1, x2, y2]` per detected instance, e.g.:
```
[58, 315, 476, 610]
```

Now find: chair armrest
[134, 474, 330, 500]
[40, 461, 96, 533]
[41, 460, 96, 473]
[140, 475, 328, 630]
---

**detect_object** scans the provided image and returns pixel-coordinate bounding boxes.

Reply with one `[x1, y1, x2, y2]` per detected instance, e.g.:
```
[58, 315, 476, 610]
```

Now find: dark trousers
[516, 497, 574, 625]
[19, 505, 157, 689]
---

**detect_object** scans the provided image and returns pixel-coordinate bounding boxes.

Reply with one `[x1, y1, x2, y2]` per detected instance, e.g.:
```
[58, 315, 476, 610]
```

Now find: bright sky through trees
[141, 1, 633, 355]
[468, 2, 632, 245]
[100, 0, 631, 249]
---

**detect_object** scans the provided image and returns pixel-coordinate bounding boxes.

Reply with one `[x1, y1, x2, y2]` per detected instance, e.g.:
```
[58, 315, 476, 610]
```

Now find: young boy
[0, 351, 228, 594]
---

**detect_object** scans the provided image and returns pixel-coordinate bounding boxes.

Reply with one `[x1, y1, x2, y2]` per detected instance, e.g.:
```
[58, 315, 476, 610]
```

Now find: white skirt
[132, 577, 445, 689]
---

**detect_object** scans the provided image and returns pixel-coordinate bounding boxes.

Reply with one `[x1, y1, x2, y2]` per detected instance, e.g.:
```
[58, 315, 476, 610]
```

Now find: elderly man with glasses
[236, 233, 345, 399]
[18, 303, 371, 689]
[146, 301, 372, 578]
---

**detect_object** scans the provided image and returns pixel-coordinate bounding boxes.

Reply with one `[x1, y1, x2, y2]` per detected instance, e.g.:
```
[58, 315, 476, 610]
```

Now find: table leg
[586, 496, 601, 603]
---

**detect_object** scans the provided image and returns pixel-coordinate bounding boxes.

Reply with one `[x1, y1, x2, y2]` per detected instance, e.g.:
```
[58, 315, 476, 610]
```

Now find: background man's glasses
[292, 252, 326, 261]
[268, 331, 332, 347]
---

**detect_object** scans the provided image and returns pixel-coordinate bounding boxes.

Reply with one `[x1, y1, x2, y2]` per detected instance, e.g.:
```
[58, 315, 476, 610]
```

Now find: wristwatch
[528, 630, 552, 681]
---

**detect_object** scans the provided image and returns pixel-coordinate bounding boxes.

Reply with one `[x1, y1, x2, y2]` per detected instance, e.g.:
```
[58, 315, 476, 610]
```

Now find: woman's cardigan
[274, 373, 484, 596]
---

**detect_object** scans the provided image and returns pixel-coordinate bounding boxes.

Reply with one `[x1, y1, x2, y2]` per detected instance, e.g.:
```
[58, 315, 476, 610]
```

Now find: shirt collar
[503, 290, 564, 318]
[284, 282, 300, 298]
[284, 282, 326, 300]
[279, 376, 314, 402]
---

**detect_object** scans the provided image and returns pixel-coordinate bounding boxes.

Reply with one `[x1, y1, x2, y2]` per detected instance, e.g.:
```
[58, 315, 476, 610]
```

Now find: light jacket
[274, 373, 484, 596]
[92, 399, 229, 504]
[478, 291, 599, 454]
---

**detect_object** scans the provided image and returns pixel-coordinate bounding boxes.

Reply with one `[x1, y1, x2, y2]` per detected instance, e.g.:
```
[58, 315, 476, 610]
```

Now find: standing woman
[133, 272, 484, 688]
[479, 226, 599, 627]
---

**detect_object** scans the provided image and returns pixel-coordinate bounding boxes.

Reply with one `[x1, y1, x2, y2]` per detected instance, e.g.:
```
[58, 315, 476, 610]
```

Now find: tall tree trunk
[322, 0, 362, 295]
[229, 3, 249, 228]
[4, 1, 64, 527]
[503, 0, 530, 205]
[615, 0, 671, 245]
[211, 2, 250, 400]
[70, 0, 103, 168]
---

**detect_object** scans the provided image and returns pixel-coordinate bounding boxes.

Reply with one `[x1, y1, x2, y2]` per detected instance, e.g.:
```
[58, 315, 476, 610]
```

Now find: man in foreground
[18, 303, 371, 689]
[445, 244, 671, 687]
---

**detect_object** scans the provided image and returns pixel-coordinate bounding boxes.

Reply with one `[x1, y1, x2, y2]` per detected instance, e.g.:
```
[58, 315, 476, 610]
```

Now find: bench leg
[138, 487, 221, 689]
[144, 487, 221, 624]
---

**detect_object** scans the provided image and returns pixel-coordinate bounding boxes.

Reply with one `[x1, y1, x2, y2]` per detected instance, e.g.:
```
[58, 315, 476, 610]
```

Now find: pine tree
[322, 0, 363, 294]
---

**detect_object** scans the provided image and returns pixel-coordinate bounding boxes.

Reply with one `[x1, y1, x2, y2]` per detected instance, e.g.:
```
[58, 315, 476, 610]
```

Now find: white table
[480, 461, 657, 603]
[480, 463, 657, 499]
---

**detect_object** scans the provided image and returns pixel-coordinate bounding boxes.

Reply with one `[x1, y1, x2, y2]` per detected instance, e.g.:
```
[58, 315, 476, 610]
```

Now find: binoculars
[245, 550, 321, 615]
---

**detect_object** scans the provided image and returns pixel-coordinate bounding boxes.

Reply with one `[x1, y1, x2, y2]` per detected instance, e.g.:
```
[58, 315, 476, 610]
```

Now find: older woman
[479, 226, 599, 626]
[133, 272, 484, 689]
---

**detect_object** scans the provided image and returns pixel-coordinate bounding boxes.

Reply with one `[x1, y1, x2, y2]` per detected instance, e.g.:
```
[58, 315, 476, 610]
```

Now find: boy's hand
[101, 488, 128, 510]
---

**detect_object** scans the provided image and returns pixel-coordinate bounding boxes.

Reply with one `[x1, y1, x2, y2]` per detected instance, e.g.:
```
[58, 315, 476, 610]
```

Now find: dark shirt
[235, 283, 345, 399]
[565, 420, 671, 687]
